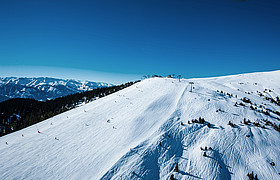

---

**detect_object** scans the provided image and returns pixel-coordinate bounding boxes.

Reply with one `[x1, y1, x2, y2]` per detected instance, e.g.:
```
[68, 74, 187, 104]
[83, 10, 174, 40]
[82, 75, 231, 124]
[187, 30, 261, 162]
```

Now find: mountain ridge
[1, 70, 280, 179]
[0, 77, 112, 102]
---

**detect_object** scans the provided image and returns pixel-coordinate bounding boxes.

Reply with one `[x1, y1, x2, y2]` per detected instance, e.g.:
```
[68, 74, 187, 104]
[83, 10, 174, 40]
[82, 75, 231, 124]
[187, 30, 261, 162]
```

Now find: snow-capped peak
[0, 77, 113, 102]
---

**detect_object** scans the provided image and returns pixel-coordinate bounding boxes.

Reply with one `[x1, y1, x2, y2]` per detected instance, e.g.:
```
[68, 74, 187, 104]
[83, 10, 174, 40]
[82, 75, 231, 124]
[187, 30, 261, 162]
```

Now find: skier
[22, 134, 24, 137]
[6, 142, 8, 145]
[107, 120, 110, 123]
[38, 130, 40, 133]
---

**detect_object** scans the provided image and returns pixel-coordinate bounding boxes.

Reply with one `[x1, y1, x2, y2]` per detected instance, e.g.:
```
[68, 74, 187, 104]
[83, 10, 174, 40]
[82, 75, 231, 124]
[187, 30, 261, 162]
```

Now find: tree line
[0, 81, 139, 137]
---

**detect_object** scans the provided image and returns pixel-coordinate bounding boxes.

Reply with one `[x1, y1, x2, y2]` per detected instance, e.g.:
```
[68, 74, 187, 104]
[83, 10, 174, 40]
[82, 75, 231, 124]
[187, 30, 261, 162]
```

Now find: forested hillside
[0, 81, 138, 137]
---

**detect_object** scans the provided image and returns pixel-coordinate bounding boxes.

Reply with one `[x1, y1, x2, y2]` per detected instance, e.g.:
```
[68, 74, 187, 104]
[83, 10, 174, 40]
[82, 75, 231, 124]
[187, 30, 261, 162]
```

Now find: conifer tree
[174, 163, 179, 172]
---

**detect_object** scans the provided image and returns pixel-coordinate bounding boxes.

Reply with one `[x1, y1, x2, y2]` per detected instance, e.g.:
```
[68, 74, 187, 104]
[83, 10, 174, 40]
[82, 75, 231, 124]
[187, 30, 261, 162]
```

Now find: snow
[0, 77, 112, 102]
[1, 70, 280, 179]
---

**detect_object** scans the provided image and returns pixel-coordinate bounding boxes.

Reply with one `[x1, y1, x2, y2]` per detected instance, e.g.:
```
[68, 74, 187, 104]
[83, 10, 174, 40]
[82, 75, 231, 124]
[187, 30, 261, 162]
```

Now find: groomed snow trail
[1, 70, 280, 179]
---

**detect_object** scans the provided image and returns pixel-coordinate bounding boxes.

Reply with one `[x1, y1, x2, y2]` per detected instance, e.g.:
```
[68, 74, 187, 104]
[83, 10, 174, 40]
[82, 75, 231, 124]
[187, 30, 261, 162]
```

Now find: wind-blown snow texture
[1, 71, 280, 179]
[0, 77, 112, 102]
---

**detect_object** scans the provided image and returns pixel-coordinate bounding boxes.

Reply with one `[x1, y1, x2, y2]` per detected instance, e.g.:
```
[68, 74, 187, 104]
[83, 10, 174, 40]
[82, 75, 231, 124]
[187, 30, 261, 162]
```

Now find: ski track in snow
[1, 70, 280, 179]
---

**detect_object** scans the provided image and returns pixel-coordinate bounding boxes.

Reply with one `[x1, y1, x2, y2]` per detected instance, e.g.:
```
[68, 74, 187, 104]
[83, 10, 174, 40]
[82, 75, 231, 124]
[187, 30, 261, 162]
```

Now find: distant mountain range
[0, 77, 112, 102]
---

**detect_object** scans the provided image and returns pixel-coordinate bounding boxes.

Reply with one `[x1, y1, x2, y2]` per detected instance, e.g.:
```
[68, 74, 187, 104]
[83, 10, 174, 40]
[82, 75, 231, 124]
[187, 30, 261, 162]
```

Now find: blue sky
[0, 0, 279, 83]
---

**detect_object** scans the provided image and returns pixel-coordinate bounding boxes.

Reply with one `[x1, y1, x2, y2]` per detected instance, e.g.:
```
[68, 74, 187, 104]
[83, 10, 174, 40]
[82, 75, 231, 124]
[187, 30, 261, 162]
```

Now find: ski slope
[1, 70, 280, 179]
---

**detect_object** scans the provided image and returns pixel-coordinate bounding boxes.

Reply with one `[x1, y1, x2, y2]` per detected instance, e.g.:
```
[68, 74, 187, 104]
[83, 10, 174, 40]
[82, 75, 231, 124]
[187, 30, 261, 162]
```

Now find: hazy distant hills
[0, 77, 112, 102]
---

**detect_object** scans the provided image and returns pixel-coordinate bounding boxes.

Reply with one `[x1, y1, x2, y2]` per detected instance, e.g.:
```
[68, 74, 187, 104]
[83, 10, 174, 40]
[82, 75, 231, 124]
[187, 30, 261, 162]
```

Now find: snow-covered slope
[0, 77, 112, 102]
[1, 71, 280, 179]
